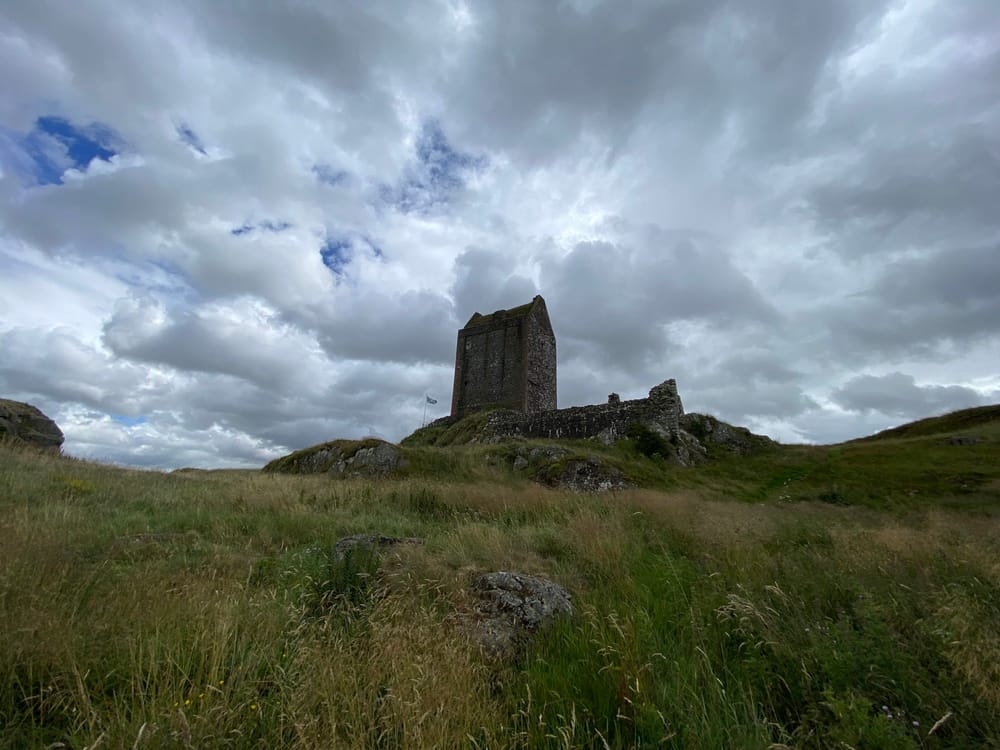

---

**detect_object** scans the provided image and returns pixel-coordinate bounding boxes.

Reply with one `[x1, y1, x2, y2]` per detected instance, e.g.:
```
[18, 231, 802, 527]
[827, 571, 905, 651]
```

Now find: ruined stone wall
[483, 379, 684, 443]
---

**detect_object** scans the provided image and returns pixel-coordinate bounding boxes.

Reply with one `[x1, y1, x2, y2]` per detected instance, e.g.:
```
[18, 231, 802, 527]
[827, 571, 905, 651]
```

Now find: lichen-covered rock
[0, 399, 64, 451]
[679, 413, 774, 456]
[263, 438, 407, 477]
[340, 442, 404, 476]
[332, 533, 424, 562]
[537, 456, 632, 492]
[504, 444, 570, 469]
[471, 571, 574, 656]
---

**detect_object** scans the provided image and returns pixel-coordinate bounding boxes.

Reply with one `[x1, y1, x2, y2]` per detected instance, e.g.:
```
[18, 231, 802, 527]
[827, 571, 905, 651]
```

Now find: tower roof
[462, 295, 549, 330]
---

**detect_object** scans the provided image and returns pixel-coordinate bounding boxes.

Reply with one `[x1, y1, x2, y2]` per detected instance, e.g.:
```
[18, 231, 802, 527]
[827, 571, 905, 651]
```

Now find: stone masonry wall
[482, 379, 684, 443]
[452, 314, 526, 417]
[524, 301, 557, 413]
[451, 296, 556, 418]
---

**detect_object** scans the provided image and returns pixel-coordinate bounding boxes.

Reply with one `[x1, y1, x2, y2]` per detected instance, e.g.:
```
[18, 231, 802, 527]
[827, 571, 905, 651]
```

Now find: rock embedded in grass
[332, 533, 425, 562]
[264, 438, 407, 477]
[471, 571, 574, 656]
[947, 435, 980, 446]
[537, 456, 633, 492]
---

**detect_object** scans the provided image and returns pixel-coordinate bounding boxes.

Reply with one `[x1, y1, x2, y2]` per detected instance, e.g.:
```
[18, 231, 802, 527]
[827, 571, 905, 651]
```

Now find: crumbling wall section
[483, 379, 684, 443]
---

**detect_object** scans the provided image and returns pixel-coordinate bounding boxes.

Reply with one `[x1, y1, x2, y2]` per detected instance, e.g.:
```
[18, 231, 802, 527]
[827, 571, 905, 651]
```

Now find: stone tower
[451, 295, 556, 418]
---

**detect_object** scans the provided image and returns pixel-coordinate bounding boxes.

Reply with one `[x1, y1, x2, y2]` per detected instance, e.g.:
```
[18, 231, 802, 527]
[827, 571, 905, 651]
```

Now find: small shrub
[625, 423, 671, 460]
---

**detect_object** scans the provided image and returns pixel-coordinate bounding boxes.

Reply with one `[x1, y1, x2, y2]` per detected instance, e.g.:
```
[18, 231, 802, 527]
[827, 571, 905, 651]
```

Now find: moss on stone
[263, 437, 384, 474]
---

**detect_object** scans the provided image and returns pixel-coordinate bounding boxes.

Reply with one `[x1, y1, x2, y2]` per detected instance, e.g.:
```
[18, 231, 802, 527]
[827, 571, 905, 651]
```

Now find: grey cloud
[806, 133, 1000, 260]
[0, 327, 156, 416]
[688, 381, 819, 422]
[818, 244, 1000, 363]
[832, 372, 989, 419]
[540, 228, 777, 370]
[60, 409, 283, 469]
[102, 296, 327, 391]
[2, 0, 998, 468]
[450, 247, 538, 321]
[705, 351, 803, 386]
[298, 289, 456, 366]
[445, 0, 893, 165]
[876, 244, 1000, 309]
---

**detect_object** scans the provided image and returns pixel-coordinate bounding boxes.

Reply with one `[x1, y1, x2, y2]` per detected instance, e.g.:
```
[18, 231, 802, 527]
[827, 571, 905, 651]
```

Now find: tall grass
[1, 440, 998, 748]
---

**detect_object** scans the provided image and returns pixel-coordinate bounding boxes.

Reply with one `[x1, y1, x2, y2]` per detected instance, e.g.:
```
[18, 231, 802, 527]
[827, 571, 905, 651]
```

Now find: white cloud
[1, 0, 998, 467]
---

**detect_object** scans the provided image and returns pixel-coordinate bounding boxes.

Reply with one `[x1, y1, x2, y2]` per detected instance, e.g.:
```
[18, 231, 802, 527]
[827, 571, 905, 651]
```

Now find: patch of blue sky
[360, 235, 384, 259]
[112, 414, 148, 427]
[16, 115, 120, 185]
[231, 220, 292, 236]
[176, 123, 207, 155]
[117, 260, 197, 301]
[260, 219, 291, 232]
[382, 119, 486, 214]
[313, 163, 350, 186]
[321, 237, 351, 275]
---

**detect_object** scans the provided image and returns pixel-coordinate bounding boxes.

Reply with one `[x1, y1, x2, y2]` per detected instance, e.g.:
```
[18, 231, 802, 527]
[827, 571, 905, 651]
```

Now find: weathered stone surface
[471, 571, 574, 656]
[0, 399, 64, 451]
[679, 413, 774, 455]
[483, 378, 685, 444]
[263, 439, 407, 477]
[332, 533, 424, 562]
[409, 379, 774, 468]
[451, 295, 556, 418]
[335, 442, 405, 476]
[537, 456, 632, 492]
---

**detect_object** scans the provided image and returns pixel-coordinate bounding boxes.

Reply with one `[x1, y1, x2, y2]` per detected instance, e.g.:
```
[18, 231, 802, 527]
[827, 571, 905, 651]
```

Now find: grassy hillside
[0, 411, 998, 749]
[852, 404, 1000, 442]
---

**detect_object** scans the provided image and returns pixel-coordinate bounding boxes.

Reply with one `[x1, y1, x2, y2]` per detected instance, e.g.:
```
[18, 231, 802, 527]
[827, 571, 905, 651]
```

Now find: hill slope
[263, 405, 1000, 510]
[0, 407, 998, 748]
[853, 404, 1000, 442]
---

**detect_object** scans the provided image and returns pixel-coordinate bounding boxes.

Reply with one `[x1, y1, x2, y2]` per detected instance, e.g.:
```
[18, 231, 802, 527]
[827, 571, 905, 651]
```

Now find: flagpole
[422, 396, 427, 427]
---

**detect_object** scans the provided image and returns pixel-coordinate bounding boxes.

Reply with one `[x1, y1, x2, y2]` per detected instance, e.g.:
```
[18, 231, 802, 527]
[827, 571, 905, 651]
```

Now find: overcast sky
[1, 0, 998, 469]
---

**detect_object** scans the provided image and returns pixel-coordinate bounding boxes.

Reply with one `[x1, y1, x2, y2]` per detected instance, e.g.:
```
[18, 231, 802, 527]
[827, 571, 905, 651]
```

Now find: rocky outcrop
[469, 571, 574, 656]
[536, 456, 632, 492]
[679, 413, 774, 456]
[263, 439, 406, 477]
[0, 399, 64, 451]
[410, 380, 774, 467]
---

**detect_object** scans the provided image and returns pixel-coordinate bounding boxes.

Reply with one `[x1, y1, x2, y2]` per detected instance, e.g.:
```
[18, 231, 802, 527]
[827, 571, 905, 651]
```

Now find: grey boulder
[0, 399, 64, 451]
[471, 571, 574, 656]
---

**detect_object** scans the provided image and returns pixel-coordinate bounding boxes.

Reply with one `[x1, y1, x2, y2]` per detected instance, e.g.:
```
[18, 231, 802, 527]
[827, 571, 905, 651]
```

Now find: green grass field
[1, 409, 998, 749]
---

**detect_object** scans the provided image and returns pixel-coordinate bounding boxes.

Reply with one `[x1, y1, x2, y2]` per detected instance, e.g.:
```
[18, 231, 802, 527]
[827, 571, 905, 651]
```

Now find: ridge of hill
[851, 404, 1000, 442]
[259, 405, 1000, 510]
